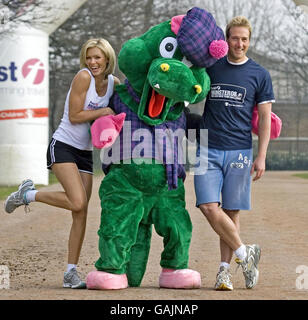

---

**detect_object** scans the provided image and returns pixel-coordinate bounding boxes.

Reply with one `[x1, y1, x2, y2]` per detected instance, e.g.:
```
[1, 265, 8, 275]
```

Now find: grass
[0, 173, 59, 201]
[0, 186, 22, 201]
[292, 172, 308, 180]
[0, 170, 104, 200]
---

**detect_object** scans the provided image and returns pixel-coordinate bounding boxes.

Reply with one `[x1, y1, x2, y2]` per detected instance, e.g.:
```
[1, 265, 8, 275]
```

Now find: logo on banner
[0, 108, 48, 120]
[0, 58, 45, 84]
[22, 58, 45, 84]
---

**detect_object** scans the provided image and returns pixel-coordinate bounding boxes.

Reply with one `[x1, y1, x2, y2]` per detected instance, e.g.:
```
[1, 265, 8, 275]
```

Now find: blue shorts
[194, 147, 253, 210]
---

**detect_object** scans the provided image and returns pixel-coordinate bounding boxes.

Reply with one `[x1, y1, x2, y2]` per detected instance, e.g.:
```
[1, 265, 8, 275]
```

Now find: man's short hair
[225, 16, 252, 39]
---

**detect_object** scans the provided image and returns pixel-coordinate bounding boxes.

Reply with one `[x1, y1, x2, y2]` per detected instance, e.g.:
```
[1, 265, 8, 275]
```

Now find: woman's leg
[36, 163, 90, 264]
[35, 163, 88, 212]
[67, 171, 92, 264]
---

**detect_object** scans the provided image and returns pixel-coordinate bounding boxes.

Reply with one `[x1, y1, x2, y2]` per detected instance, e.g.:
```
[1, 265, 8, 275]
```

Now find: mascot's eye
[165, 43, 174, 51]
[159, 37, 178, 58]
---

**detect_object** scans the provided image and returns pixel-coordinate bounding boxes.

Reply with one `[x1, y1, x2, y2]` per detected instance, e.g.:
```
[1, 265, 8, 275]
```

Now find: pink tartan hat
[171, 7, 228, 68]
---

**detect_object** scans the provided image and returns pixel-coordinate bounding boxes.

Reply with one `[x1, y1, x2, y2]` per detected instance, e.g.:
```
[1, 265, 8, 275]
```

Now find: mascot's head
[118, 7, 228, 125]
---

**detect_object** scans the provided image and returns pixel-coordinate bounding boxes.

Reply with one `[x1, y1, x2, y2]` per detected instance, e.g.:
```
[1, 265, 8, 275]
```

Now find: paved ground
[0, 171, 308, 300]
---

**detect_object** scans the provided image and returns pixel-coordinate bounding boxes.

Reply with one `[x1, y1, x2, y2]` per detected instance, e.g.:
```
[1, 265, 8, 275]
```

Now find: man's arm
[250, 102, 272, 181]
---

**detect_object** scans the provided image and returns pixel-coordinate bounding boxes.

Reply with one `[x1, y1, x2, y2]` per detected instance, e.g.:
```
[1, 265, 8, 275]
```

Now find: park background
[46, 0, 308, 171]
[1, 0, 308, 174]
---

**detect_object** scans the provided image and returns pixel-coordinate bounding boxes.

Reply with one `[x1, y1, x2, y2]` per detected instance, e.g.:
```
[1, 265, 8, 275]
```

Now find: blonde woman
[5, 38, 120, 289]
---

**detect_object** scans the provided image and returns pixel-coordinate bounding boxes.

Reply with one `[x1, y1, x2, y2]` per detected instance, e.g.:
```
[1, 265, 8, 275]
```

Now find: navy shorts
[194, 146, 253, 210]
[47, 138, 93, 174]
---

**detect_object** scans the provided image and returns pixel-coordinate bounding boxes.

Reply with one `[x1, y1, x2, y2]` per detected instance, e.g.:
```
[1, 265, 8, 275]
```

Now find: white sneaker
[235, 244, 261, 289]
[214, 266, 233, 291]
[63, 268, 86, 289]
[4, 179, 35, 213]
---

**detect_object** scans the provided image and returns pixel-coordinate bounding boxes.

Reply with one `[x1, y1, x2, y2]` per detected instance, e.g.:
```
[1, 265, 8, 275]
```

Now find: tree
[264, 0, 308, 84]
[195, 0, 308, 103]
[48, 0, 194, 130]
[0, 0, 66, 35]
[47, 0, 308, 131]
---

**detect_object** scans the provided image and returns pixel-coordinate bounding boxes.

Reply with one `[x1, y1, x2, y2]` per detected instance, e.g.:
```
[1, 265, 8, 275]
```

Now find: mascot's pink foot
[86, 271, 128, 290]
[159, 268, 201, 289]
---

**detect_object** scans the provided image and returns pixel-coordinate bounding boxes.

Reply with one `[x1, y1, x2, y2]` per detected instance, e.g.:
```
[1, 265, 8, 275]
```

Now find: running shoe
[214, 266, 233, 291]
[63, 268, 86, 289]
[235, 244, 261, 289]
[4, 179, 35, 213]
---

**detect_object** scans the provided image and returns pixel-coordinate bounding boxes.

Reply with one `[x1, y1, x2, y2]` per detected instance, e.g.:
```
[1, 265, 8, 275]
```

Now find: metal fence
[253, 137, 308, 170]
[263, 103, 308, 170]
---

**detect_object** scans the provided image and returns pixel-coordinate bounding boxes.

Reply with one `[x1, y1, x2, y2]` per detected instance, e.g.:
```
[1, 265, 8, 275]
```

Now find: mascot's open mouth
[147, 89, 167, 118]
[137, 81, 184, 125]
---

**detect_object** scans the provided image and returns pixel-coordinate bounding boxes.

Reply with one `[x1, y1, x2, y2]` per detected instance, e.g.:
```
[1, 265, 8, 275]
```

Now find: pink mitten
[251, 105, 282, 140]
[159, 268, 201, 289]
[86, 270, 128, 290]
[91, 112, 126, 149]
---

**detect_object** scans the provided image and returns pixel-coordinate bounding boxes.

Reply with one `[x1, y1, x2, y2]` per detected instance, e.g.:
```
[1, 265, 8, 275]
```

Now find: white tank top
[53, 68, 114, 150]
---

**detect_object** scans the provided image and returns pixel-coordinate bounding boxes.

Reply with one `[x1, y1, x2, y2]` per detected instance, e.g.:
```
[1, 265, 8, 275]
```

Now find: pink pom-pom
[209, 40, 228, 59]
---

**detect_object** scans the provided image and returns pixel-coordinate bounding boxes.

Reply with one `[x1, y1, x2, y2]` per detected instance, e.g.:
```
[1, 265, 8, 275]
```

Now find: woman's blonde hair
[225, 16, 252, 40]
[79, 38, 116, 75]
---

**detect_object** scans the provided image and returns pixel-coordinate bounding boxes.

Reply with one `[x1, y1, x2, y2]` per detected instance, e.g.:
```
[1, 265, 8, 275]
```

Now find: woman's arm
[68, 71, 115, 124]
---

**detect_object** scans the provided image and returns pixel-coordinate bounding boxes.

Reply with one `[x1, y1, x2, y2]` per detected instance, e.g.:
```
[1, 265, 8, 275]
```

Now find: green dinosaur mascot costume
[86, 7, 228, 289]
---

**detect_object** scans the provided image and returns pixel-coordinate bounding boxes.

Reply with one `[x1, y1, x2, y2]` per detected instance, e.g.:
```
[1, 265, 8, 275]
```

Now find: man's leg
[195, 147, 261, 289]
[214, 209, 240, 290]
[199, 203, 243, 251]
[195, 148, 243, 251]
[199, 204, 243, 291]
[220, 209, 240, 264]
[219, 149, 260, 289]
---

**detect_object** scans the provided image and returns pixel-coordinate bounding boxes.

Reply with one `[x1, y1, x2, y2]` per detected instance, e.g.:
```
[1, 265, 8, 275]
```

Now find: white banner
[0, 0, 88, 185]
